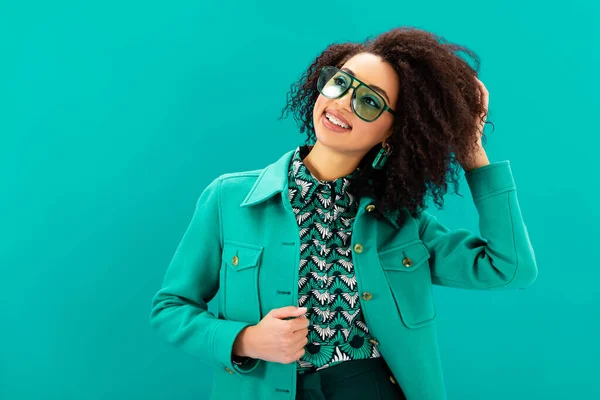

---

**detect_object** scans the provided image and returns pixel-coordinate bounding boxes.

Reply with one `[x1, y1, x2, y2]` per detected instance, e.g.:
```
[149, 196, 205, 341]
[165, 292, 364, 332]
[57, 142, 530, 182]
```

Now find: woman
[149, 26, 537, 400]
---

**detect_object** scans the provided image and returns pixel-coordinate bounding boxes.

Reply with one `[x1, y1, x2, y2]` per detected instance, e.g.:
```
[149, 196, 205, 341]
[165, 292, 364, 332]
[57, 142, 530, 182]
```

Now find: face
[313, 52, 399, 156]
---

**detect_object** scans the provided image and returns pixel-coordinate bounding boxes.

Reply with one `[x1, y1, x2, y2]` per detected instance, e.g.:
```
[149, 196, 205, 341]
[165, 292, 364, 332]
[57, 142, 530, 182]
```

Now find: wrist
[462, 154, 490, 173]
[459, 142, 489, 173]
[232, 325, 257, 358]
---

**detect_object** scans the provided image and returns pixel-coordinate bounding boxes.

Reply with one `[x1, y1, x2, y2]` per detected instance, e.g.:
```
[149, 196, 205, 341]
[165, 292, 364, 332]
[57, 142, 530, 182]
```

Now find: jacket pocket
[378, 240, 436, 328]
[220, 240, 263, 324]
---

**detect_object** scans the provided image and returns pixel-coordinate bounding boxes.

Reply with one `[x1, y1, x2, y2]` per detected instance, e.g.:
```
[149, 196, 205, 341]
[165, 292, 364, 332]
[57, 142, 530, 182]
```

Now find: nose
[334, 86, 354, 112]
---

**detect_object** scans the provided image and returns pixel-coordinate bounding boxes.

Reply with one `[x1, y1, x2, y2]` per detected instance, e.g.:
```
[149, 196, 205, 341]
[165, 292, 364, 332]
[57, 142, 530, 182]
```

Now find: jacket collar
[240, 149, 297, 208]
[239, 147, 401, 229]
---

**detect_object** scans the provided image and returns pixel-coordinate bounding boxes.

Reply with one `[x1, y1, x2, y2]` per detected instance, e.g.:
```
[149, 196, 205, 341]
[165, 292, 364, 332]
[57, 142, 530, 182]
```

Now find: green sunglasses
[317, 66, 396, 122]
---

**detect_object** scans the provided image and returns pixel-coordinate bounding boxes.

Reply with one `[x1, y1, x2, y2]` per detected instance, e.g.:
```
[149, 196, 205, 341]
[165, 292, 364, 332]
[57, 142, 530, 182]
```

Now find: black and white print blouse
[287, 145, 382, 373]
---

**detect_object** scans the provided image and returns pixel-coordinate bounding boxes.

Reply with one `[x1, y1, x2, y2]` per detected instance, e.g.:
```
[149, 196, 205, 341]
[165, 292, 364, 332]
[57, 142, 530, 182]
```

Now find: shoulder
[198, 167, 266, 201]
[216, 168, 264, 191]
[219, 168, 263, 182]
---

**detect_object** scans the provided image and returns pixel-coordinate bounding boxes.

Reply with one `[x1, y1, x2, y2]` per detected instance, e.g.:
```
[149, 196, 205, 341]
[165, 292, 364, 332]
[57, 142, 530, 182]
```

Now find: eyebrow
[341, 68, 391, 103]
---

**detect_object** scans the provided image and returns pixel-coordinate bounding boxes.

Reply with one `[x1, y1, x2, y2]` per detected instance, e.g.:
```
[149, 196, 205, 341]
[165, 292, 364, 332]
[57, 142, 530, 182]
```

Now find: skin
[461, 76, 490, 172]
[303, 52, 490, 180]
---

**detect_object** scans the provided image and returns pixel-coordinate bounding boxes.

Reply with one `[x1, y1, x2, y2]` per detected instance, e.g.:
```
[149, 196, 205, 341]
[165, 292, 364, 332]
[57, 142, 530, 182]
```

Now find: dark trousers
[296, 357, 407, 400]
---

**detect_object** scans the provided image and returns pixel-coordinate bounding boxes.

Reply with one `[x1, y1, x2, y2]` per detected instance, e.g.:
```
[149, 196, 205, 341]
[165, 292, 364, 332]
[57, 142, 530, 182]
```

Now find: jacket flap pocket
[220, 240, 263, 324]
[378, 240, 435, 328]
[378, 240, 431, 272]
[223, 240, 263, 271]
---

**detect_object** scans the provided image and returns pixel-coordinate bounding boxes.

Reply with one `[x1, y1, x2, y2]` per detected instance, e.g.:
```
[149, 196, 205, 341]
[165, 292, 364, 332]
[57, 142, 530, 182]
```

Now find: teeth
[325, 112, 350, 129]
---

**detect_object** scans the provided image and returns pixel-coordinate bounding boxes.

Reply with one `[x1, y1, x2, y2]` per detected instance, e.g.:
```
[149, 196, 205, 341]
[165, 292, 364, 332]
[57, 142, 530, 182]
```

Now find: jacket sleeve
[149, 176, 261, 374]
[418, 160, 538, 290]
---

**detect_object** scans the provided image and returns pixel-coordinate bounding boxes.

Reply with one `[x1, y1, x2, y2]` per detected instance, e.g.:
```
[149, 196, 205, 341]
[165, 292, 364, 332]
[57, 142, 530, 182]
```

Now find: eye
[333, 76, 348, 87]
[361, 95, 382, 109]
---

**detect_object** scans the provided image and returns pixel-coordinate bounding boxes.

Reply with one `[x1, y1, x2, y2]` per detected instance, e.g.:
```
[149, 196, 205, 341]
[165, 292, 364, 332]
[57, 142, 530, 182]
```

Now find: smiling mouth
[321, 113, 352, 132]
[322, 111, 352, 131]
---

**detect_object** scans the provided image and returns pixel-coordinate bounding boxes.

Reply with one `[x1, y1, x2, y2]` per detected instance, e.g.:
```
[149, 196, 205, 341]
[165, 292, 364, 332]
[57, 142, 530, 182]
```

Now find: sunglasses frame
[318, 66, 396, 122]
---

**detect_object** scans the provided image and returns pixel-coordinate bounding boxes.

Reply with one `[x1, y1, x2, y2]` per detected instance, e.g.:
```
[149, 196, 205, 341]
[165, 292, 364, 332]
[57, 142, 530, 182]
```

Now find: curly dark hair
[278, 26, 494, 225]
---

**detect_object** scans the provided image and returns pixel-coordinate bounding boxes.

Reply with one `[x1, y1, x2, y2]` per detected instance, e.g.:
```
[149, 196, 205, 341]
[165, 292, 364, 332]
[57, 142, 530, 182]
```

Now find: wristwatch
[232, 355, 253, 366]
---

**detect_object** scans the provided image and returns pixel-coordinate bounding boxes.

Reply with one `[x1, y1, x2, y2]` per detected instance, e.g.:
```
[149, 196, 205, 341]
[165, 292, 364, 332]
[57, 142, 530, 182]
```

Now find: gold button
[365, 204, 376, 212]
[369, 338, 379, 346]
[389, 375, 397, 384]
[225, 367, 234, 374]
[354, 243, 363, 253]
[402, 257, 412, 267]
[362, 292, 372, 301]
[232, 255, 239, 266]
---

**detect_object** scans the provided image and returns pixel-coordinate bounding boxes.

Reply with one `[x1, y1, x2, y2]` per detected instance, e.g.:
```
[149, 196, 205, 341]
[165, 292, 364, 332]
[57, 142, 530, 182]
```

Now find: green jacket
[149, 148, 538, 400]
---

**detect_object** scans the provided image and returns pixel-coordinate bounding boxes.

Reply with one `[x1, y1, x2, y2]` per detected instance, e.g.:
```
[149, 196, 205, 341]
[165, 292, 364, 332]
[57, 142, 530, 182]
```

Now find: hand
[458, 76, 491, 172]
[234, 306, 309, 364]
[473, 76, 489, 142]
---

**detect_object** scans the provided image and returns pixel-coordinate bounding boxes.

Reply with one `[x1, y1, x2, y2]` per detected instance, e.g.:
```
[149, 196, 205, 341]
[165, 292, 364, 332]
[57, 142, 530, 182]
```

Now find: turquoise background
[2, 1, 598, 399]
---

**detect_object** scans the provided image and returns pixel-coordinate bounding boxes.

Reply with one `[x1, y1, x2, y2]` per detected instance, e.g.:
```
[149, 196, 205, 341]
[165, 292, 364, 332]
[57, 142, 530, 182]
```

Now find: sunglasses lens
[352, 85, 385, 121]
[317, 67, 348, 98]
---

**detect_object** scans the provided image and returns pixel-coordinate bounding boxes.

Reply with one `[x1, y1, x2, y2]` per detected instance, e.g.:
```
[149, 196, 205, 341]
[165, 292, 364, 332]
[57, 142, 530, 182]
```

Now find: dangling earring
[372, 139, 392, 170]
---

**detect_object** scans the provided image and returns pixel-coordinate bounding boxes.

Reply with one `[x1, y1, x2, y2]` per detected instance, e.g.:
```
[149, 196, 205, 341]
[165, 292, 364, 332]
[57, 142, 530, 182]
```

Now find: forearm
[422, 160, 538, 289]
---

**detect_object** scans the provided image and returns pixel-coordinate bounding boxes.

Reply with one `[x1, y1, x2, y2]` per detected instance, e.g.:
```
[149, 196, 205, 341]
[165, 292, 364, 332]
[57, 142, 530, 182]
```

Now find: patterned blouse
[287, 145, 381, 373]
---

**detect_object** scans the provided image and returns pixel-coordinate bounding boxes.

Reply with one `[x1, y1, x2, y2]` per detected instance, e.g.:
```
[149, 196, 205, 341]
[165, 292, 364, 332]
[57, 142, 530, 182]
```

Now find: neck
[302, 141, 363, 181]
